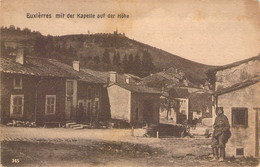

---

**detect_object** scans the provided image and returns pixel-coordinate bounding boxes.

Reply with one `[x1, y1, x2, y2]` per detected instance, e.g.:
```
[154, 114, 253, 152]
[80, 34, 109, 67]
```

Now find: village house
[160, 88, 189, 125]
[107, 72, 161, 127]
[0, 48, 110, 126]
[82, 69, 161, 128]
[140, 67, 212, 126]
[48, 60, 110, 124]
[188, 91, 212, 123]
[0, 48, 76, 125]
[207, 54, 260, 158]
[159, 86, 212, 126]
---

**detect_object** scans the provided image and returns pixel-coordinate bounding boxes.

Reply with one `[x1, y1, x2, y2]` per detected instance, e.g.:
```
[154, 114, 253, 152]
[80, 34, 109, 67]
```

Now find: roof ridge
[207, 54, 260, 73]
[214, 76, 260, 96]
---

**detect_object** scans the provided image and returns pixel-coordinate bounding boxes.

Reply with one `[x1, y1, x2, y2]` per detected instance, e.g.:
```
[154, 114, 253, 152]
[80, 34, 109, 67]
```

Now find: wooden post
[131, 126, 134, 136]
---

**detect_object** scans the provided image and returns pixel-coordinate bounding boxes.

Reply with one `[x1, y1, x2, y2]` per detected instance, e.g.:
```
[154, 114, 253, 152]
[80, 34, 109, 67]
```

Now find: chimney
[125, 75, 131, 84]
[109, 71, 117, 83]
[16, 47, 25, 65]
[183, 78, 188, 86]
[73, 61, 80, 71]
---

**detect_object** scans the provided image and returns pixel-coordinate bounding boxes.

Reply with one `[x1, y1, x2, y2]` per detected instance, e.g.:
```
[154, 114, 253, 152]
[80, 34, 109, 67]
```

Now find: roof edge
[214, 77, 260, 96]
[206, 54, 260, 74]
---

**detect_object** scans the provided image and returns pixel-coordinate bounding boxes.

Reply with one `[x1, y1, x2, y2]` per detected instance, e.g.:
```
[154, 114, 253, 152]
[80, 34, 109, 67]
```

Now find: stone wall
[216, 60, 260, 91]
[218, 82, 260, 157]
[107, 85, 131, 122]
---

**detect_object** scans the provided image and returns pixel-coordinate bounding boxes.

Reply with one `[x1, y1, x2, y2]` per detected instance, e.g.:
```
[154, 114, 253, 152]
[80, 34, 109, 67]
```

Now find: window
[13, 77, 22, 89]
[232, 107, 248, 127]
[95, 87, 100, 97]
[10, 95, 24, 116]
[87, 101, 92, 113]
[87, 87, 92, 99]
[236, 148, 244, 156]
[45, 95, 56, 115]
[181, 110, 186, 115]
[66, 80, 74, 96]
[94, 101, 99, 110]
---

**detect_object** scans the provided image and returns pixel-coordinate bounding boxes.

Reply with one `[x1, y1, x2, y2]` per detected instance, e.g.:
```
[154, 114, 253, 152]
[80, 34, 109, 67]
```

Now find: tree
[22, 27, 31, 35]
[9, 25, 15, 30]
[55, 45, 61, 52]
[112, 52, 118, 65]
[122, 55, 129, 73]
[133, 53, 141, 76]
[1, 41, 6, 56]
[116, 51, 121, 65]
[102, 49, 110, 64]
[93, 56, 100, 64]
[160, 88, 180, 120]
[128, 53, 134, 73]
[141, 50, 155, 76]
[68, 45, 75, 57]
[34, 35, 46, 57]
[16, 27, 21, 31]
[84, 56, 92, 65]
[45, 35, 54, 55]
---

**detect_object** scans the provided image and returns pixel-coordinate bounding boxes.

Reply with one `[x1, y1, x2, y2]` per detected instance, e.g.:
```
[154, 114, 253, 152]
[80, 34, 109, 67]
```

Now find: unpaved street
[0, 126, 259, 167]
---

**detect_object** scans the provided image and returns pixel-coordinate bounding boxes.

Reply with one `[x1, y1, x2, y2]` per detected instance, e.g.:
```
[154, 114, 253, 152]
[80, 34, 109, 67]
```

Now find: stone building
[107, 72, 161, 127]
[207, 54, 260, 157]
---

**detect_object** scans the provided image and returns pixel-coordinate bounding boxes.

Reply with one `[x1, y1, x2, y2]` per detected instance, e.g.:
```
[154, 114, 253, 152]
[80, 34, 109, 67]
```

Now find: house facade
[1, 48, 110, 125]
[0, 48, 75, 125]
[107, 72, 161, 127]
[207, 55, 260, 157]
[48, 60, 109, 123]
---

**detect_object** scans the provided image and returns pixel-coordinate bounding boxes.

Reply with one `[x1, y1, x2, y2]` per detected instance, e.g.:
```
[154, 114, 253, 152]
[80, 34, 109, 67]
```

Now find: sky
[1, 0, 260, 65]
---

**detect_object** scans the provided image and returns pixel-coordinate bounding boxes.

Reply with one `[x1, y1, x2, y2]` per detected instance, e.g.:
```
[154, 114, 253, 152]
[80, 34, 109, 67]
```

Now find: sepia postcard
[0, 0, 260, 166]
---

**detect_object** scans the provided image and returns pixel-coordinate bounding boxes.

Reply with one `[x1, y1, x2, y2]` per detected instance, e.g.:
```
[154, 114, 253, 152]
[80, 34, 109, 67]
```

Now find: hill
[1, 26, 216, 85]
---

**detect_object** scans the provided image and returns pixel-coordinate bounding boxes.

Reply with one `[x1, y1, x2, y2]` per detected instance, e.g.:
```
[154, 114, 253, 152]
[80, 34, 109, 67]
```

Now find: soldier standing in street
[211, 107, 231, 162]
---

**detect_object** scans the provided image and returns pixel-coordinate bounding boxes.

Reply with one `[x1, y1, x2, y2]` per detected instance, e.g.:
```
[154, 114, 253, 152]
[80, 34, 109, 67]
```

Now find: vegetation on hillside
[1, 25, 215, 84]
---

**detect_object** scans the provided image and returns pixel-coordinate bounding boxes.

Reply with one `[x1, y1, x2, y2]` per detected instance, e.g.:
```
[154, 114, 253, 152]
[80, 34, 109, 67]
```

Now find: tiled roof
[81, 69, 160, 94]
[0, 56, 76, 78]
[124, 74, 141, 81]
[81, 68, 109, 83]
[49, 59, 105, 84]
[207, 54, 260, 74]
[82, 68, 140, 84]
[174, 88, 190, 98]
[141, 70, 198, 88]
[214, 77, 260, 96]
[111, 83, 161, 94]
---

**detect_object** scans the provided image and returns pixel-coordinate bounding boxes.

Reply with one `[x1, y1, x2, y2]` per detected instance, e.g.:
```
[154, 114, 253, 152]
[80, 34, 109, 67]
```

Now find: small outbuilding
[107, 72, 161, 127]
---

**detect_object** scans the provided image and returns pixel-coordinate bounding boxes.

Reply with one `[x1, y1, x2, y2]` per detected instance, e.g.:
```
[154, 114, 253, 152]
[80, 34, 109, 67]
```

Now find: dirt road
[0, 126, 259, 167]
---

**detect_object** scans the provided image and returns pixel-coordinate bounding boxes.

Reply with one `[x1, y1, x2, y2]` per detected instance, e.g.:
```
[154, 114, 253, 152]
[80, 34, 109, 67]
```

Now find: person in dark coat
[211, 107, 231, 161]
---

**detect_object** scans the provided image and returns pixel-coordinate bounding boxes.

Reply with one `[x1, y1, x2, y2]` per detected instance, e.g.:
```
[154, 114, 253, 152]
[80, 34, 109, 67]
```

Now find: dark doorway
[143, 100, 154, 124]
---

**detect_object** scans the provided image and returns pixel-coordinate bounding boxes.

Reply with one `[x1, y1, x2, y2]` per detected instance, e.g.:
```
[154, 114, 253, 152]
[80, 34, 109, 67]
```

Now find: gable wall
[218, 82, 260, 157]
[107, 85, 131, 122]
[215, 60, 260, 91]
